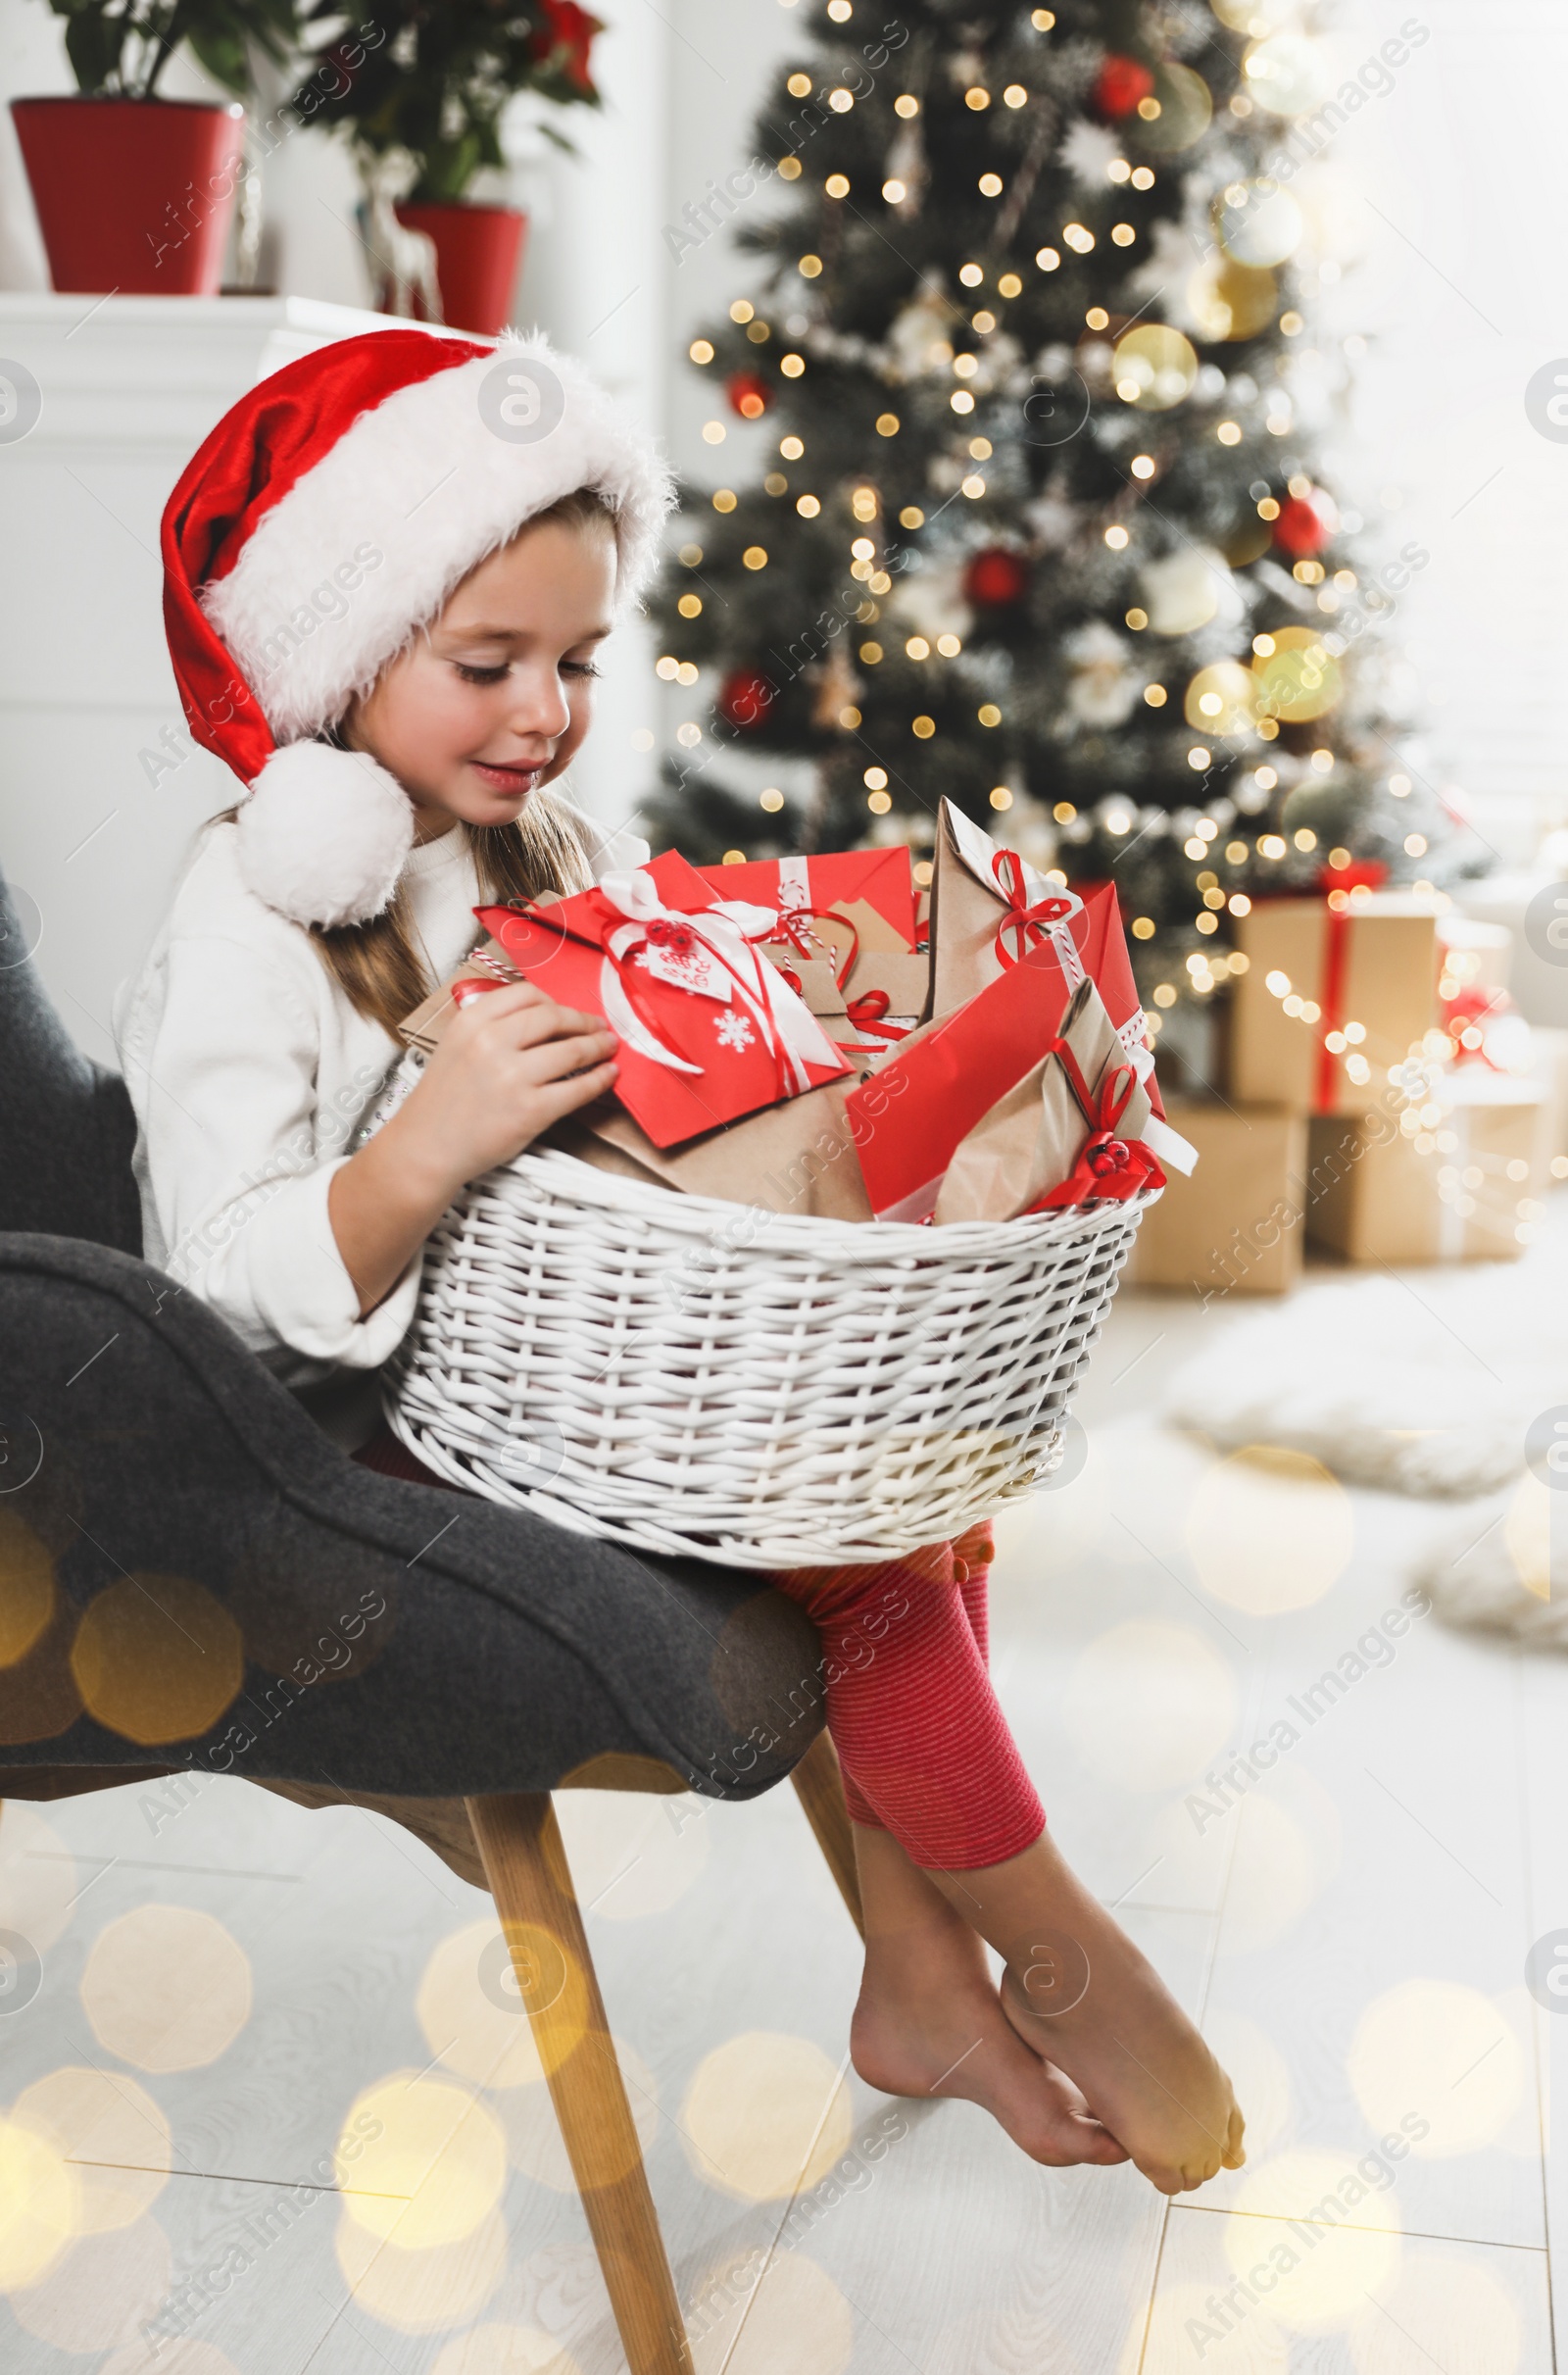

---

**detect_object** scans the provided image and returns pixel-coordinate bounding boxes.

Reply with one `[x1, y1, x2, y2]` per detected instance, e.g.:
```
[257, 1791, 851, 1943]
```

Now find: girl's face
[346, 513, 616, 840]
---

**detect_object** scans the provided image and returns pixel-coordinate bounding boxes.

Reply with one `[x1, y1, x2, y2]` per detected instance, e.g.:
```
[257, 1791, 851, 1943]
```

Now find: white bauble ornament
[1140, 547, 1243, 637]
[1062, 620, 1141, 727]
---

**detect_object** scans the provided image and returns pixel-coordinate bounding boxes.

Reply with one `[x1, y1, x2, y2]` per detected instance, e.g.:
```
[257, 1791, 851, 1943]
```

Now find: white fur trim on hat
[202, 332, 675, 748]
[235, 742, 414, 928]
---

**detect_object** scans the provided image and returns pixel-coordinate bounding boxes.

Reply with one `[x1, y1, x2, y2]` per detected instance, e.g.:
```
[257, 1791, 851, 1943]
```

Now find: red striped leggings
[354, 1430, 1045, 1873]
[768, 1522, 1046, 1872]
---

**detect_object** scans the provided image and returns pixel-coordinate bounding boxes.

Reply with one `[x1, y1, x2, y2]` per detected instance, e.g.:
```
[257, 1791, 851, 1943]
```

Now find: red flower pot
[11, 96, 246, 296]
[392, 203, 528, 337]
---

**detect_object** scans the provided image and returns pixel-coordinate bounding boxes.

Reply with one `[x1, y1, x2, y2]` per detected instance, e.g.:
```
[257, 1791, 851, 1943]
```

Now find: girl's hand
[402, 980, 618, 1196]
[327, 981, 617, 1317]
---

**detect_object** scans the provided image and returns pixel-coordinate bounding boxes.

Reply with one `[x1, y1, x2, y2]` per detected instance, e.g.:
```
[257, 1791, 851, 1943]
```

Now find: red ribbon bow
[844, 989, 909, 1042]
[1027, 1039, 1166, 1211]
[991, 849, 1080, 969]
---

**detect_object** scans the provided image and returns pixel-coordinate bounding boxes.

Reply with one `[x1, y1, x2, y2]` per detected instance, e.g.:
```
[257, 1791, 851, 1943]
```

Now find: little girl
[122, 329, 1243, 2199]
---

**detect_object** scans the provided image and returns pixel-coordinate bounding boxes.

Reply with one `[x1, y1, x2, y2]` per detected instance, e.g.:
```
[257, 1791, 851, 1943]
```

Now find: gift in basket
[382, 817, 1186, 1567]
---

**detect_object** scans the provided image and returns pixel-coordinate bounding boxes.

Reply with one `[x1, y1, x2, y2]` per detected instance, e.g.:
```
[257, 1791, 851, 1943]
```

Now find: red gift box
[476, 849, 851, 1150]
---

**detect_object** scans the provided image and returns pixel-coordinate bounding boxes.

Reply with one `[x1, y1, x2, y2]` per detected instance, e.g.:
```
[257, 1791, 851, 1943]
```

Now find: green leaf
[186, 24, 251, 94]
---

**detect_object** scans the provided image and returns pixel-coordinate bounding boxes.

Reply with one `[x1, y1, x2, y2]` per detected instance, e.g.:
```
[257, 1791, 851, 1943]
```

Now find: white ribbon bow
[595, 870, 843, 1087]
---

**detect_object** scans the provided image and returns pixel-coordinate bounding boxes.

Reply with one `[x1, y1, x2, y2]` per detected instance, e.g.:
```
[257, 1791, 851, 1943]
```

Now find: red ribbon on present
[1026, 1038, 1166, 1211]
[770, 902, 861, 993]
[991, 849, 1081, 970]
[844, 989, 910, 1042]
[1443, 982, 1507, 1067]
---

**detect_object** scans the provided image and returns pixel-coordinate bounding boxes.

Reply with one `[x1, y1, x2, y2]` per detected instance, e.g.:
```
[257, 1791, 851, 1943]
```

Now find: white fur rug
[1162, 1228, 1568, 1644]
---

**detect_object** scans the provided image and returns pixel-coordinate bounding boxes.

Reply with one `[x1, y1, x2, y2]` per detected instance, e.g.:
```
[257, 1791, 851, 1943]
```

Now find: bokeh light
[335, 2201, 507, 2332]
[81, 1905, 252, 2072]
[1348, 2250, 1521, 2375]
[690, 2249, 854, 2375]
[1185, 661, 1257, 737]
[338, 2071, 509, 2247]
[1065, 1620, 1238, 1791]
[0, 1509, 54, 1667]
[70, 1573, 244, 1746]
[1252, 624, 1342, 723]
[1245, 34, 1334, 118]
[1503, 1471, 1551, 1600]
[1112, 323, 1199, 411]
[497, 2034, 659, 2193]
[1185, 1447, 1352, 1613]
[554, 1786, 711, 1920]
[1229, 2152, 1401, 2325]
[1188, 257, 1278, 341]
[0, 1801, 82, 1953]
[1137, 61, 1213, 152]
[12, 2065, 172, 2231]
[1348, 1981, 1523, 2155]
[0, 2113, 78, 2288]
[418, 1919, 547, 2091]
[1218, 182, 1304, 269]
[681, 2034, 852, 2201]
[7, 2216, 172, 2353]
[1219, 1794, 1321, 1953]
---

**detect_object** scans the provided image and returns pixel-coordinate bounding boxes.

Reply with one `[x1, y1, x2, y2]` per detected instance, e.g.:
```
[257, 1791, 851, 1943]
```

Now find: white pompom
[235, 742, 413, 927]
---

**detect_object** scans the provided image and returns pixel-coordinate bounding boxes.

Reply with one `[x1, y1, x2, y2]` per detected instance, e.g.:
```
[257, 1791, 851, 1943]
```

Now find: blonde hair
[310, 485, 615, 1037]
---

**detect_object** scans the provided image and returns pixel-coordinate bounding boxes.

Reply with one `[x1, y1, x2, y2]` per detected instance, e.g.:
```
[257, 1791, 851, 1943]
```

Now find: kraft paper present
[1306, 1074, 1546, 1264]
[933, 979, 1153, 1224]
[547, 1073, 875, 1223]
[1129, 1102, 1307, 1298]
[928, 797, 1075, 1017]
[1229, 894, 1438, 1113]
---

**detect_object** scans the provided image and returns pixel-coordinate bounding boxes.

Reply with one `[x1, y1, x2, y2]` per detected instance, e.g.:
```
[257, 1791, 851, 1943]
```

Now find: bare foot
[940, 1834, 1244, 2195]
[850, 1914, 1129, 2171]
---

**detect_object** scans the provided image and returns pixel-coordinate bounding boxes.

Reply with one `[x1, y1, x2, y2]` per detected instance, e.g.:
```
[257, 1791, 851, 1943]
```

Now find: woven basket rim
[489, 1144, 1161, 1256]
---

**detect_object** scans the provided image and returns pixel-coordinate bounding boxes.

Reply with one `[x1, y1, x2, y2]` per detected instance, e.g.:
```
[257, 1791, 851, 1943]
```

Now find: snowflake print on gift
[715, 1008, 755, 1052]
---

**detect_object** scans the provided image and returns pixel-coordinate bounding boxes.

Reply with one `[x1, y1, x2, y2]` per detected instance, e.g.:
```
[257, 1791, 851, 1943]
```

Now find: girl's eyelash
[452, 659, 603, 684]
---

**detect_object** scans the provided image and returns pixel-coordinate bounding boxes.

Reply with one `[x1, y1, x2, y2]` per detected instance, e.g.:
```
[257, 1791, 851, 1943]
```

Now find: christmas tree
[644, 0, 1445, 1032]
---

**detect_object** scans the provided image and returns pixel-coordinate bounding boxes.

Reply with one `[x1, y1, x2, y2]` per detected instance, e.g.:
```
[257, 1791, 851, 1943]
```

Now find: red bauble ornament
[726, 371, 770, 420]
[718, 667, 776, 729]
[1094, 54, 1155, 119]
[963, 546, 1031, 609]
[1272, 494, 1329, 558]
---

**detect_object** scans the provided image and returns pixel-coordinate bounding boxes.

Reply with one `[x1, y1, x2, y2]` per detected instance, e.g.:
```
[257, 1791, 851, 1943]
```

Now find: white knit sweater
[115, 806, 646, 1446]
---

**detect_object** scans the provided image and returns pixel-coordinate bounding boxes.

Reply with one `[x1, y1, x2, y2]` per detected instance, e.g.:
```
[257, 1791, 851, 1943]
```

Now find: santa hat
[161, 327, 675, 928]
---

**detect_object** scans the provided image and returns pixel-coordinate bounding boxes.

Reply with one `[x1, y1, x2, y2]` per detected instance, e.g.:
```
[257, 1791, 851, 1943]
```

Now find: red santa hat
[162, 327, 674, 928]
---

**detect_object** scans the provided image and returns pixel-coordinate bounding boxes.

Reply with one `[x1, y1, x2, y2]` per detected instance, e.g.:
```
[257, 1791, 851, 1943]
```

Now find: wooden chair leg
[465, 1793, 690, 2375]
[788, 1730, 864, 1939]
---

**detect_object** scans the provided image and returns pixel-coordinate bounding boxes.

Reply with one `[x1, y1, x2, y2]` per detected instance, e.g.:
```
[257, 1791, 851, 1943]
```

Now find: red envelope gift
[697, 848, 920, 1003]
[476, 849, 851, 1151]
[845, 946, 1149, 1222]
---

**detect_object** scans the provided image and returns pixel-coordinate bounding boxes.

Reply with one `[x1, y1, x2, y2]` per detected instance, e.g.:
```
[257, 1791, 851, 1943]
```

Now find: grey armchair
[0, 865, 861, 2374]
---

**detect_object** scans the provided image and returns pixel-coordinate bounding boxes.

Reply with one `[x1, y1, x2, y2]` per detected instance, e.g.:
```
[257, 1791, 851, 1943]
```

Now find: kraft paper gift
[1130, 1102, 1308, 1297]
[1228, 893, 1438, 1113]
[1306, 1071, 1546, 1264]
[933, 979, 1156, 1224]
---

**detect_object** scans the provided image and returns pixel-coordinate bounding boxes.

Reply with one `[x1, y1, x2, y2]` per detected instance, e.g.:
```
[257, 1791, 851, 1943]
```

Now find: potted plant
[13, 0, 299, 296]
[294, 0, 602, 337]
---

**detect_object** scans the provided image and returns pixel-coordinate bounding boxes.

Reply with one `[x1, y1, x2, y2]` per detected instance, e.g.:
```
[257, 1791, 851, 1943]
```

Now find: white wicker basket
[384, 1148, 1153, 1568]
